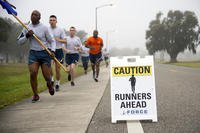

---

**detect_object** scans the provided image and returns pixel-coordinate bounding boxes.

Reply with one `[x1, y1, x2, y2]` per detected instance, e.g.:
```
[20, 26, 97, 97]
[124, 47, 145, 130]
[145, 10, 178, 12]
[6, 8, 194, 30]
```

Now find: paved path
[0, 67, 109, 133]
[86, 83, 128, 133]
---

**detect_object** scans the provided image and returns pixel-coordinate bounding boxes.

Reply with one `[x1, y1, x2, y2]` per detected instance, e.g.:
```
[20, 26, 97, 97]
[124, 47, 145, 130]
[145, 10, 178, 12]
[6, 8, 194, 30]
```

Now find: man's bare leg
[41, 64, 54, 95]
[29, 62, 40, 96]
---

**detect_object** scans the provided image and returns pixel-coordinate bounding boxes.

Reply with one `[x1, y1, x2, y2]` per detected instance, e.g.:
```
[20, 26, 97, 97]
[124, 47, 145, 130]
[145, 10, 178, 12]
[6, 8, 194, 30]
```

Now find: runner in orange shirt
[86, 30, 103, 82]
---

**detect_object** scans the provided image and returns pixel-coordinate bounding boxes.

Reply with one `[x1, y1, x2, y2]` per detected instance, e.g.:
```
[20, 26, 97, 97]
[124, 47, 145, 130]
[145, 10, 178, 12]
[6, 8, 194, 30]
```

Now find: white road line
[127, 121, 144, 133]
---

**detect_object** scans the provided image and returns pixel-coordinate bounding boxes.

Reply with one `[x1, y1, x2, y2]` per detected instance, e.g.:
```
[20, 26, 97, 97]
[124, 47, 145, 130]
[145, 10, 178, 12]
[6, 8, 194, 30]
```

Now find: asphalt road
[87, 64, 200, 133]
[142, 64, 200, 133]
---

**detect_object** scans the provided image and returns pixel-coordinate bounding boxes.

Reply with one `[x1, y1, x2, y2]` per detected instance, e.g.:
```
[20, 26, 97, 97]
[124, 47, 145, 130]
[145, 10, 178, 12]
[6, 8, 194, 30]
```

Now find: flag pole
[12, 14, 68, 72]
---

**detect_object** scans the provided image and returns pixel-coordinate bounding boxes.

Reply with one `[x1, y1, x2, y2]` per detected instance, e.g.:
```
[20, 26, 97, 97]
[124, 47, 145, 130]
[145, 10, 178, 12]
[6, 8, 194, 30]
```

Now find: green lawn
[164, 61, 200, 68]
[0, 63, 87, 109]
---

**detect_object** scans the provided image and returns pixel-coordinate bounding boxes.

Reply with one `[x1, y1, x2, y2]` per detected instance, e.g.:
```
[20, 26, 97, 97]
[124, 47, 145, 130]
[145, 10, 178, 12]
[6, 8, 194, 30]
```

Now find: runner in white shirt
[49, 15, 67, 91]
[102, 48, 109, 67]
[63, 26, 82, 86]
[80, 41, 90, 74]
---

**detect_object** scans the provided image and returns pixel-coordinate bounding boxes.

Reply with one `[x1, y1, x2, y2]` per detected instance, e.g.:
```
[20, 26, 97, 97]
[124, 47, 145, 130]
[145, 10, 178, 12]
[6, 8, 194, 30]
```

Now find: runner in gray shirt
[17, 10, 56, 102]
[63, 26, 82, 86]
[49, 15, 67, 91]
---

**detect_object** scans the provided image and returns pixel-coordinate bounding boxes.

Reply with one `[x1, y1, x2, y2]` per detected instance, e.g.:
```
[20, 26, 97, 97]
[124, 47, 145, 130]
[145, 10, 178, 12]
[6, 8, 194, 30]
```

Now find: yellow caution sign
[112, 66, 152, 77]
[110, 56, 158, 123]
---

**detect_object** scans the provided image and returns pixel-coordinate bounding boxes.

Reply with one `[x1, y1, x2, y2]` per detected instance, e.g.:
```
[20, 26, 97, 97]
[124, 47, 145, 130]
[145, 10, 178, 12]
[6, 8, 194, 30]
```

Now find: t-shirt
[103, 49, 109, 58]
[17, 23, 56, 51]
[80, 46, 89, 57]
[86, 36, 103, 55]
[48, 26, 66, 49]
[66, 36, 82, 54]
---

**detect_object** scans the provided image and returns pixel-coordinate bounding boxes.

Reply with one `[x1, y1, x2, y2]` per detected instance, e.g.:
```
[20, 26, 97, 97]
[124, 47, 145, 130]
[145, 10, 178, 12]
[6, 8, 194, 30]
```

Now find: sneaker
[68, 74, 71, 81]
[55, 85, 59, 92]
[32, 94, 40, 103]
[94, 78, 98, 82]
[47, 82, 55, 96]
[71, 81, 75, 86]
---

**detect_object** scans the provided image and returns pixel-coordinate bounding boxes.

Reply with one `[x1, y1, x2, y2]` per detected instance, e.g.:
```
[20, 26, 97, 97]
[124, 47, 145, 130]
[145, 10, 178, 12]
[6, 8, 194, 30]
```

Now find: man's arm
[55, 28, 67, 44]
[55, 38, 67, 44]
[17, 28, 28, 45]
[85, 39, 95, 50]
[46, 28, 56, 52]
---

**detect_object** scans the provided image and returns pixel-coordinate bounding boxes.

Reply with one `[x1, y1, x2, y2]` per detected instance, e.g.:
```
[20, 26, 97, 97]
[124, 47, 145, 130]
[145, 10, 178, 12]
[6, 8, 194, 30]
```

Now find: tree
[0, 17, 29, 63]
[146, 10, 199, 62]
[0, 17, 11, 42]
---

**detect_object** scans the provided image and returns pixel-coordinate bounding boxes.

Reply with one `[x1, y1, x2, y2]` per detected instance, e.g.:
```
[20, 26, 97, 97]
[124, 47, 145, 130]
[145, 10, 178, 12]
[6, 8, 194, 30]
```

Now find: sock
[51, 77, 54, 82]
[56, 80, 60, 86]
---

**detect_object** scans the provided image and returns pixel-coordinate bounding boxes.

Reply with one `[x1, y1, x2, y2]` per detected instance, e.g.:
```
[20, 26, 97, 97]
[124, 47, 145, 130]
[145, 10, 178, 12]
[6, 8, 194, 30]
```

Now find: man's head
[93, 30, 98, 38]
[31, 10, 41, 25]
[49, 15, 57, 28]
[69, 26, 76, 37]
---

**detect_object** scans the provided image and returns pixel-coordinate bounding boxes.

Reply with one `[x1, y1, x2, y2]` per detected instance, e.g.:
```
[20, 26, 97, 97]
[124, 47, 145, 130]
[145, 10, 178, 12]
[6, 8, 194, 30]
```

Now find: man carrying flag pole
[0, 0, 67, 102]
[0, 0, 68, 72]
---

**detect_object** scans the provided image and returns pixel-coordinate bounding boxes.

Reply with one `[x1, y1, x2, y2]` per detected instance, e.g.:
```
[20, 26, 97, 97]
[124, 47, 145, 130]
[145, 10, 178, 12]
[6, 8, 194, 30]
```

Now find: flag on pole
[0, 0, 17, 15]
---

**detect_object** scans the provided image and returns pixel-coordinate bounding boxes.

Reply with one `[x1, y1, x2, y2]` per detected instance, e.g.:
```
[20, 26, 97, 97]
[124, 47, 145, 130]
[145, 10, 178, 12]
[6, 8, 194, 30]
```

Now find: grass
[0, 63, 88, 109]
[164, 61, 200, 68]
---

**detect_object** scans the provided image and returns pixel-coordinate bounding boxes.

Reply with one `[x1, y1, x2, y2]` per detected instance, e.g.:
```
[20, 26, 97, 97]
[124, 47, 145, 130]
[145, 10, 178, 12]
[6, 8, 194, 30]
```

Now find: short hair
[70, 26, 75, 29]
[70, 26, 76, 30]
[93, 30, 98, 33]
[32, 10, 41, 18]
[50, 15, 57, 19]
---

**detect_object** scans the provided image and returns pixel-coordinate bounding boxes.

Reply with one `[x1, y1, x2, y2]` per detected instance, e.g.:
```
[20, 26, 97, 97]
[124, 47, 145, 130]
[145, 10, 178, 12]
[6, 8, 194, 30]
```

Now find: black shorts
[65, 53, 79, 65]
[55, 49, 64, 63]
[89, 52, 103, 64]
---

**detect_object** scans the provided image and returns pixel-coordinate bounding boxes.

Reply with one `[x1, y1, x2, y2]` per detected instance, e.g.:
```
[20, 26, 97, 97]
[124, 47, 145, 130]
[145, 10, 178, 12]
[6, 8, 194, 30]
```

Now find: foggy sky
[1, 0, 200, 50]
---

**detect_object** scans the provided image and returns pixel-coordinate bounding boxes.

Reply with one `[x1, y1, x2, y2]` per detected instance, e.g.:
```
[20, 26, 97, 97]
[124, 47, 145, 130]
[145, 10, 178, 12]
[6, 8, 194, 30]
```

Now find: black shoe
[68, 74, 71, 81]
[94, 78, 98, 82]
[55, 85, 59, 92]
[32, 94, 40, 103]
[47, 82, 55, 96]
[71, 81, 75, 86]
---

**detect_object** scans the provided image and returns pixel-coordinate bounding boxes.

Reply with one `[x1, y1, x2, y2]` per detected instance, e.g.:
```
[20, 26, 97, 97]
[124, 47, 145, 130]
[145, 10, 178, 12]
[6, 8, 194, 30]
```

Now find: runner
[85, 30, 103, 82]
[129, 75, 136, 93]
[80, 41, 90, 74]
[17, 10, 56, 102]
[63, 26, 82, 86]
[102, 48, 109, 67]
[49, 15, 67, 91]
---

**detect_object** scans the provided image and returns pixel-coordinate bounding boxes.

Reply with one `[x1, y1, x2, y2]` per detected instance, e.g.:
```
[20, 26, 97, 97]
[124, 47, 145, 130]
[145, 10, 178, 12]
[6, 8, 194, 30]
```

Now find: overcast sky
[1, 0, 200, 50]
